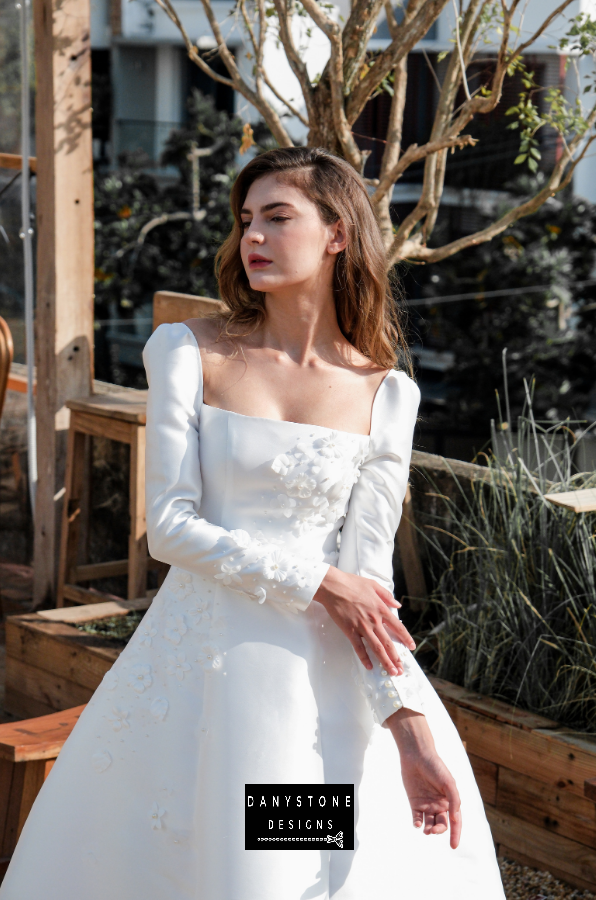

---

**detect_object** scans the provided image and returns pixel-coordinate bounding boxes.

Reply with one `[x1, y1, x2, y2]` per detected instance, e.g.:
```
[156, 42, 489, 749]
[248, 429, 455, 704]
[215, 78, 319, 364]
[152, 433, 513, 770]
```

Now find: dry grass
[499, 858, 595, 900]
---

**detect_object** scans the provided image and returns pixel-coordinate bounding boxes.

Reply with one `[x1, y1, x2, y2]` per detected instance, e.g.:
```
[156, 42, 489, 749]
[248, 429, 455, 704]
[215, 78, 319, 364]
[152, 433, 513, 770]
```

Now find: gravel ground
[500, 858, 596, 900]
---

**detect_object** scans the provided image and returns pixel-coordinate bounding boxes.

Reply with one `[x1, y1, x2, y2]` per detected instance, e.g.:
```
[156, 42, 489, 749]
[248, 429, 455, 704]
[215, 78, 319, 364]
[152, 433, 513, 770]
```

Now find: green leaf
[527, 157, 539, 173]
[514, 154, 527, 165]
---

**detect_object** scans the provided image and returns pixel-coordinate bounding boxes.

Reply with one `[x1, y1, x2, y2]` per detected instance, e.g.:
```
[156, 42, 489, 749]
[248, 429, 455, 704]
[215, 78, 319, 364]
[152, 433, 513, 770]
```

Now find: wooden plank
[0, 706, 85, 763]
[585, 777, 596, 802]
[67, 393, 147, 426]
[32, 0, 95, 607]
[152, 291, 224, 331]
[6, 616, 118, 692]
[429, 676, 559, 732]
[487, 806, 596, 891]
[499, 843, 596, 894]
[66, 409, 136, 443]
[469, 753, 498, 807]
[57, 427, 87, 603]
[3, 688, 57, 721]
[497, 765, 596, 848]
[544, 488, 596, 514]
[128, 424, 147, 600]
[5, 658, 94, 713]
[74, 559, 130, 581]
[444, 701, 596, 799]
[1, 763, 24, 857]
[37, 596, 152, 623]
[0, 761, 15, 853]
[0, 153, 37, 173]
[16, 760, 47, 839]
[396, 484, 427, 612]
[62, 583, 126, 605]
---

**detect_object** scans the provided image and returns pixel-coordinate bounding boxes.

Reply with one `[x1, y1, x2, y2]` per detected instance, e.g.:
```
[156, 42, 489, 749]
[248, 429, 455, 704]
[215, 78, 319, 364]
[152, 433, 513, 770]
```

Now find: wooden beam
[32, 0, 95, 607]
[37, 595, 153, 624]
[0, 153, 37, 173]
[544, 489, 596, 514]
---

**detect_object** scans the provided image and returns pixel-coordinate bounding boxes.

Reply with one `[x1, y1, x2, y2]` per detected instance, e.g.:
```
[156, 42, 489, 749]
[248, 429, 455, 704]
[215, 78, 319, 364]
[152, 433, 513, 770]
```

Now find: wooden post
[32, 0, 95, 606]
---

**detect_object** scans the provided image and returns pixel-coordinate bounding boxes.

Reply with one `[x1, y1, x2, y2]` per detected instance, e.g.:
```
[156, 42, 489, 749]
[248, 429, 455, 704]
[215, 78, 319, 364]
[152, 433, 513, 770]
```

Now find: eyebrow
[240, 201, 297, 216]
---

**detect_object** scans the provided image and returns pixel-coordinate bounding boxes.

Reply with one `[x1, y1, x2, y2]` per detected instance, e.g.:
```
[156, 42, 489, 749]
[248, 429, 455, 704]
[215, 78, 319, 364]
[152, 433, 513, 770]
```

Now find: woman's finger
[431, 810, 449, 834]
[449, 807, 462, 850]
[382, 615, 416, 650]
[423, 812, 435, 834]
[367, 632, 403, 676]
[350, 634, 373, 671]
[412, 808, 424, 830]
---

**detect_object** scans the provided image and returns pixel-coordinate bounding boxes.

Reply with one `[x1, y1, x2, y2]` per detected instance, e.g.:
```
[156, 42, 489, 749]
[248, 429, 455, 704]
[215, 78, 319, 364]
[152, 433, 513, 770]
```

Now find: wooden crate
[5, 613, 120, 718]
[430, 676, 596, 892]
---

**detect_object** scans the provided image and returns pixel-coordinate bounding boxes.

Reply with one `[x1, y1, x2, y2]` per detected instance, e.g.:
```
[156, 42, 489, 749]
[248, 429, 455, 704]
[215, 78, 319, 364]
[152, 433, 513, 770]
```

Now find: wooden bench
[0, 705, 85, 879]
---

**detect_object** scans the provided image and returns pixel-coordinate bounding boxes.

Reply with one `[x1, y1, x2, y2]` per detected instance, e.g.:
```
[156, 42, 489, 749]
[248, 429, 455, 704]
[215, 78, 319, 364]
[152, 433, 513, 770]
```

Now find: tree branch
[372, 133, 477, 204]
[271, 0, 315, 120]
[341, 0, 386, 96]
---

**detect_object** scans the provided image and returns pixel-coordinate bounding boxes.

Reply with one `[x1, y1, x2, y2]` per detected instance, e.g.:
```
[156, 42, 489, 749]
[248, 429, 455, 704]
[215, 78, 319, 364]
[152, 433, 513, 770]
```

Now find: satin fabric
[0, 323, 504, 899]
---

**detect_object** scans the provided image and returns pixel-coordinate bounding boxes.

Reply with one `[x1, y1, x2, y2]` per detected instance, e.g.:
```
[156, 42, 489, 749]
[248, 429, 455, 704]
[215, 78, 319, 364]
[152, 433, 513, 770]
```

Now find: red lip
[248, 253, 272, 269]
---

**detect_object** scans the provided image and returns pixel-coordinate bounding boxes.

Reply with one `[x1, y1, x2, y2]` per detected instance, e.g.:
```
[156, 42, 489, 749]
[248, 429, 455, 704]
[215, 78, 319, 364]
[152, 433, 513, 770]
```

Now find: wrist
[385, 708, 435, 757]
[312, 565, 343, 608]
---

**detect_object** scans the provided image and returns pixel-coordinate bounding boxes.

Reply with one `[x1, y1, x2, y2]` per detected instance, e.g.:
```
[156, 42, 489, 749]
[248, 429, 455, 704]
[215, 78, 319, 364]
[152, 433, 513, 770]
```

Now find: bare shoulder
[183, 316, 224, 351]
[341, 341, 392, 391]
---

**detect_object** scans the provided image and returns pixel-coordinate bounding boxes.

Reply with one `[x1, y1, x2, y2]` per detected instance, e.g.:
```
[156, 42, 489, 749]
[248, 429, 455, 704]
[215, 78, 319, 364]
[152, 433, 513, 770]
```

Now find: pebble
[500, 857, 595, 900]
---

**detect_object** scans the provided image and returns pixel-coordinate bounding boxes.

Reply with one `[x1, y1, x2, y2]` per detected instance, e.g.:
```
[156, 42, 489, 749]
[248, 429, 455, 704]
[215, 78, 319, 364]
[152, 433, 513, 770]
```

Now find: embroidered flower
[270, 493, 297, 518]
[285, 473, 317, 498]
[165, 651, 191, 681]
[128, 664, 152, 693]
[272, 453, 292, 476]
[101, 670, 118, 691]
[210, 615, 228, 633]
[91, 749, 112, 773]
[150, 697, 169, 722]
[188, 601, 211, 628]
[150, 801, 166, 830]
[196, 642, 222, 670]
[252, 587, 267, 604]
[316, 432, 344, 459]
[262, 550, 292, 582]
[108, 707, 130, 732]
[294, 441, 316, 463]
[171, 570, 194, 595]
[230, 529, 252, 549]
[164, 614, 188, 645]
[215, 562, 243, 586]
[139, 620, 157, 648]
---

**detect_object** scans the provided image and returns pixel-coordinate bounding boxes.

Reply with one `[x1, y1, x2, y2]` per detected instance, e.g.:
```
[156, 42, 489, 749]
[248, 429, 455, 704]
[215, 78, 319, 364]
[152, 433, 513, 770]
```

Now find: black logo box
[245, 784, 354, 850]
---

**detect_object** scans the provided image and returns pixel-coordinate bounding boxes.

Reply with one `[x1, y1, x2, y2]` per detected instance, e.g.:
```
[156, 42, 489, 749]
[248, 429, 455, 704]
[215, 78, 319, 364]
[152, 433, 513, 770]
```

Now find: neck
[261, 283, 344, 365]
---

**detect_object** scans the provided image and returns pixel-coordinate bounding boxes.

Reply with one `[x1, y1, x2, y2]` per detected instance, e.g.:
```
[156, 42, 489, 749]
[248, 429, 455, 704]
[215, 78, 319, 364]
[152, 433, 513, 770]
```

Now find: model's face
[239, 173, 346, 295]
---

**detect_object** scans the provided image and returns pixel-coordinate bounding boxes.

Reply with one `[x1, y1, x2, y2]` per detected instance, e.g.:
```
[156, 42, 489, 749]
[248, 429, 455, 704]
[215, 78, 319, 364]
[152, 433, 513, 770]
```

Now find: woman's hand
[386, 708, 462, 849]
[313, 566, 415, 676]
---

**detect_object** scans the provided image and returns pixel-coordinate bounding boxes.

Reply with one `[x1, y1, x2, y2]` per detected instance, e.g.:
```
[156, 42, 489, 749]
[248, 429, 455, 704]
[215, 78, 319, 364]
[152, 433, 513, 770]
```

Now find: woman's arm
[143, 323, 329, 611]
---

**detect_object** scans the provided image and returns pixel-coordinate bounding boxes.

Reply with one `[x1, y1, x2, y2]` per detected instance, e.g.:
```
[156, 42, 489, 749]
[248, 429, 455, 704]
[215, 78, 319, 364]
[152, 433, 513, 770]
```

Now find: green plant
[420, 386, 596, 732]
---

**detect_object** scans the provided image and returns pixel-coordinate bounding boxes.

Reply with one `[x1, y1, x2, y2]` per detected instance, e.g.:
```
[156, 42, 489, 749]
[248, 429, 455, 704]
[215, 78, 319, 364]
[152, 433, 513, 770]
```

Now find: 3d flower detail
[128, 664, 152, 693]
[171, 570, 194, 595]
[285, 474, 317, 498]
[150, 801, 166, 830]
[165, 651, 191, 681]
[215, 563, 243, 586]
[139, 620, 157, 648]
[164, 614, 188, 645]
[196, 642, 222, 670]
[101, 670, 118, 691]
[108, 707, 130, 732]
[188, 601, 211, 626]
[270, 494, 297, 518]
[316, 433, 344, 458]
[230, 529, 252, 549]
[91, 749, 112, 773]
[253, 587, 267, 604]
[271, 453, 292, 476]
[262, 550, 292, 582]
[150, 697, 169, 722]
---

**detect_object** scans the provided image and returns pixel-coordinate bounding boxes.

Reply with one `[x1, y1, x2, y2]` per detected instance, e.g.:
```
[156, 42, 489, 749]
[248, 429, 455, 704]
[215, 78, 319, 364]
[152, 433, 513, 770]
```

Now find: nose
[243, 226, 264, 244]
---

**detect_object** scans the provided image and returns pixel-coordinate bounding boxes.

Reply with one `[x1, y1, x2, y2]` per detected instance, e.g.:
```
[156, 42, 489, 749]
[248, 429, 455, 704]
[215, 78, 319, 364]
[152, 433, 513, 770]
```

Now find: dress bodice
[198, 405, 370, 568]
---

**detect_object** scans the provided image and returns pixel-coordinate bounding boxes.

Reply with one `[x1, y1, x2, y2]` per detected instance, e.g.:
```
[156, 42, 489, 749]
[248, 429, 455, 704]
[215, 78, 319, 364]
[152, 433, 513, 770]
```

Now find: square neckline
[181, 321, 394, 440]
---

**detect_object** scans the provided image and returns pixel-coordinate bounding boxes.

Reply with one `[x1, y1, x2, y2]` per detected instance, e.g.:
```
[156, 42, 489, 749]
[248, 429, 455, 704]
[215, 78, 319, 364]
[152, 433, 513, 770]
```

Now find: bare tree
[152, 0, 596, 268]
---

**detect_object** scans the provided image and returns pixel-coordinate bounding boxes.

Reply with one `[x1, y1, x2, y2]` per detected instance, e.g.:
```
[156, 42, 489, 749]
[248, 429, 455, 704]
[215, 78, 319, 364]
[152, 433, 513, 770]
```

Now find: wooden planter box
[6, 609, 596, 890]
[430, 676, 596, 892]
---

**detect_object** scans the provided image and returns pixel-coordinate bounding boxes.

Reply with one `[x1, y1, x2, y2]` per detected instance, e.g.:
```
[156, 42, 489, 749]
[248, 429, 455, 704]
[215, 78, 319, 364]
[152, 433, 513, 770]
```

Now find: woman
[0, 148, 504, 899]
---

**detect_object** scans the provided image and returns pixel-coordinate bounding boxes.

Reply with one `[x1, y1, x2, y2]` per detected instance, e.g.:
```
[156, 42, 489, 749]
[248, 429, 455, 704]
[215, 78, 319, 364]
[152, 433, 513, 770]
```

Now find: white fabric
[0, 322, 505, 899]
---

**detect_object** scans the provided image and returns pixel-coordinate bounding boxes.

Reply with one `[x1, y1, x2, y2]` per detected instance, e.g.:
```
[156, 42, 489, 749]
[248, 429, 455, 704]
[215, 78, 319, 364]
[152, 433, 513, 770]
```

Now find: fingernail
[390, 667, 398, 676]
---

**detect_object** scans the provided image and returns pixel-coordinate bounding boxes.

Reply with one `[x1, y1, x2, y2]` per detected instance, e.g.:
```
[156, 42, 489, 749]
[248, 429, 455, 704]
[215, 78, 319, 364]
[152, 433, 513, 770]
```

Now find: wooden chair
[0, 317, 14, 425]
[0, 704, 85, 881]
[56, 292, 224, 607]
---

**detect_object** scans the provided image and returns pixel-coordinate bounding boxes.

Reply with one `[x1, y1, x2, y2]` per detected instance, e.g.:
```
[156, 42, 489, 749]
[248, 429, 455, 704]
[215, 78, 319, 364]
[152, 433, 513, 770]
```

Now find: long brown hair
[215, 147, 411, 371]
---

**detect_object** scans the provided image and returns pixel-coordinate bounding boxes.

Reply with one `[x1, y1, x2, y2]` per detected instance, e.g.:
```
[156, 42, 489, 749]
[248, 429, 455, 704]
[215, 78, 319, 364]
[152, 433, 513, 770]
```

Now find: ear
[327, 219, 347, 256]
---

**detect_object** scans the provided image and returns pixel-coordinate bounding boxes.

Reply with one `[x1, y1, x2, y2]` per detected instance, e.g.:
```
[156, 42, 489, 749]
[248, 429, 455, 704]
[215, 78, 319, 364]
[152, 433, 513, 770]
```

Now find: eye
[271, 216, 290, 223]
[240, 220, 251, 230]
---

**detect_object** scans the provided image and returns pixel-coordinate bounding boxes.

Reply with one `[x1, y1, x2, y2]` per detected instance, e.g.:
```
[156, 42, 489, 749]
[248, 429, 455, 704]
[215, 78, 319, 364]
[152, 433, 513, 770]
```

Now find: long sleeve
[337, 369, 425, 726]
[143, 323, 329, 612]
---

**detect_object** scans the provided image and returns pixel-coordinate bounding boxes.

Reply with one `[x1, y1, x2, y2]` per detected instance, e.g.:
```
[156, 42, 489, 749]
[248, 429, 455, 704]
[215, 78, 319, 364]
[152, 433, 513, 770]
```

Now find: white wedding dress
[0, 323, 504, 899]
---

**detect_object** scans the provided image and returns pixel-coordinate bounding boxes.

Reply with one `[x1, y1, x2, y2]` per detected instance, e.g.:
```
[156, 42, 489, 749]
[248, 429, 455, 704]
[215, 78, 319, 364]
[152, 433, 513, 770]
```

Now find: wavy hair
[215, 147, 410, 371]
